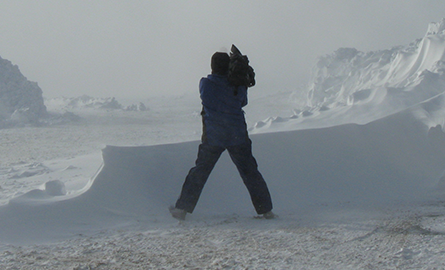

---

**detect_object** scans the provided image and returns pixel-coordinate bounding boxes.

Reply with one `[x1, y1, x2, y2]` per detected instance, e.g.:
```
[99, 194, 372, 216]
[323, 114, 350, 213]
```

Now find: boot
[169, 206, 187, 220]
[262, 211, 277, 219]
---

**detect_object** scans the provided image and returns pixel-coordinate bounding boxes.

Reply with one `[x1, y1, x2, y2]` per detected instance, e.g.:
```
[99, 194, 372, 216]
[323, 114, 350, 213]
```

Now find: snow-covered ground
[2, 19, 445, 270]
[1, 92, 445, 269]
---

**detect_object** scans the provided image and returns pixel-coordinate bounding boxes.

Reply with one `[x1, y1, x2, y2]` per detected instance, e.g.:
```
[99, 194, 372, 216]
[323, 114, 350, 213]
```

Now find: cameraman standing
[169, 49, 274, 220]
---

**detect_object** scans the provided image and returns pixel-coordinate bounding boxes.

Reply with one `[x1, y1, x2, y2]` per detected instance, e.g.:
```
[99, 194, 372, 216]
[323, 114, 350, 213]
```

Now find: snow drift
[1, 98, 445, 243]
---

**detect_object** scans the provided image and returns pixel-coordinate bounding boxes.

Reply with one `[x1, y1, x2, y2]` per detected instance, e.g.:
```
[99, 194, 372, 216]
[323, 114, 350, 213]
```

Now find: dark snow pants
[175, 140, 273, 214]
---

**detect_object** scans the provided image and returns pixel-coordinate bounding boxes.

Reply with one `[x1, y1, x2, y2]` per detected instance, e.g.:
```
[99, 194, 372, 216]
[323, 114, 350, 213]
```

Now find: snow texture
[2, 19, 445, 269]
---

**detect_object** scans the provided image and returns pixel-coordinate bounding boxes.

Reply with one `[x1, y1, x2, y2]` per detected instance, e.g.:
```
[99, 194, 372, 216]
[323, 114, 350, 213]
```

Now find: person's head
[211, 52, 230, 75]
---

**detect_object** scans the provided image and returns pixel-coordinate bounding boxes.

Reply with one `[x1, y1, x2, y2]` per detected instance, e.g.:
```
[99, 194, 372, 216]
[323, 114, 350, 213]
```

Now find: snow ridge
[251, 19, 445, 133]
[308, 19, 445, 113]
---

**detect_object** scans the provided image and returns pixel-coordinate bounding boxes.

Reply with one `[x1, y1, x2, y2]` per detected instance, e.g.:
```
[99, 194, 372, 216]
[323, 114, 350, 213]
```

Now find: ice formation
[252, 19, 445, 132]
[308, 19, 445, 111]
[45, 95, 149, 112]
[0, 56, 47, 127]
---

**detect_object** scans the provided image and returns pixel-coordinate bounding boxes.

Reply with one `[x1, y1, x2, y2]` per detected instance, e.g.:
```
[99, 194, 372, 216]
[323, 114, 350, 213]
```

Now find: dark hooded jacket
[200, 74, 248, 147]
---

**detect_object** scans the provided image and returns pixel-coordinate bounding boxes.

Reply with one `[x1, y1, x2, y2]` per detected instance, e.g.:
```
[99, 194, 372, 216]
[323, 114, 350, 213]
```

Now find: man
[169, 50, 274, 220]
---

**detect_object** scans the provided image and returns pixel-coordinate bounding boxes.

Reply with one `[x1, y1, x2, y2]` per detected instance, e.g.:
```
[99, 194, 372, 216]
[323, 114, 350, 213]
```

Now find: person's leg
[227, 140, 273, 214]
[175, 143, 225, 213]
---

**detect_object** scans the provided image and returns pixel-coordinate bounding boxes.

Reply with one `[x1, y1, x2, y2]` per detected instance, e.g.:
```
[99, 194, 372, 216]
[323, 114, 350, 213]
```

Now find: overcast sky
[0, 0, 444, 100]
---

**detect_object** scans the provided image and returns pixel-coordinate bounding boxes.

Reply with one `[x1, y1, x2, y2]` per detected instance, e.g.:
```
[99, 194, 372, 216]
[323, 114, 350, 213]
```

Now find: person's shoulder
[200, 74, 232, 91]
[200, 74, 223, 86]
[200, 76, 211, 87]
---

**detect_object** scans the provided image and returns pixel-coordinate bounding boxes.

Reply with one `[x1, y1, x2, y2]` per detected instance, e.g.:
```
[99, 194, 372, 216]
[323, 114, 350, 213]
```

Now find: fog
[0, 0, 444, 99]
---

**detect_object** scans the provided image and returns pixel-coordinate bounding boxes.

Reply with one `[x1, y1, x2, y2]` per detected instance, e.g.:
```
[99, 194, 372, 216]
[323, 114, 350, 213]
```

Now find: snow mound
[252, 19, 445, 133]
[9, 180, 66, 204]
[0, 56, 47, 128]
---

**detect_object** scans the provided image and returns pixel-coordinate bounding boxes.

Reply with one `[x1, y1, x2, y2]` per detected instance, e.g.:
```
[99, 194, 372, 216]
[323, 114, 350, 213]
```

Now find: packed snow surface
[2, 19, 445, 269]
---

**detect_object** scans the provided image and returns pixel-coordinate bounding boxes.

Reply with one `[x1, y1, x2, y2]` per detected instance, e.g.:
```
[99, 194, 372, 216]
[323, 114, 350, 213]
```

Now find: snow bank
[1, 100, 445, 244]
